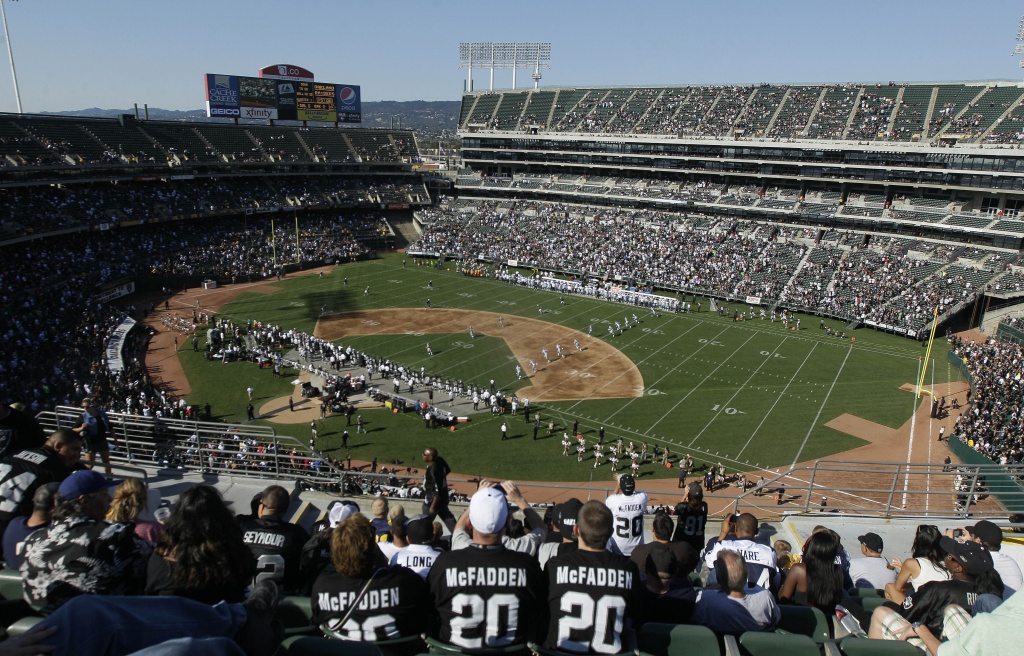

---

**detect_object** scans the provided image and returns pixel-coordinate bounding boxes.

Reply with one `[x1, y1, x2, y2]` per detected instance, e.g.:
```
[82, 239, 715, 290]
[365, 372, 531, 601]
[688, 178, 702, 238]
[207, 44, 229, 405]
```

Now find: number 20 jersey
[544, 549, 640, 654]
[604, 492, 648, 556]
[427, 544, 546, 648]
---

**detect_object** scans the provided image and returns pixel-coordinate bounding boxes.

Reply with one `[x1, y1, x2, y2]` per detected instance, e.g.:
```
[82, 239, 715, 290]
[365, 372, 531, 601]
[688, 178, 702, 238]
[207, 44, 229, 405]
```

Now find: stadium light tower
[0, 0, 22, 113]
[1013, 14, 1024, 78]
[459, 42, 550, 92]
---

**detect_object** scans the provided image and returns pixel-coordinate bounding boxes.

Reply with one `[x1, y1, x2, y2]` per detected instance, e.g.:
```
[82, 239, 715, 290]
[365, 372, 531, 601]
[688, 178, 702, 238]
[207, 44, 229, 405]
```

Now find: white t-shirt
[604, 491, 648, 556]
[991, 550, 1023, 598]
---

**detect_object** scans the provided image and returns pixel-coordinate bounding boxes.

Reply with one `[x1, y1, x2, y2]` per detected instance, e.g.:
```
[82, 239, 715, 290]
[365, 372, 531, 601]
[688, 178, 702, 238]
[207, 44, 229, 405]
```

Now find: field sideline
[174, 254, 963, 484]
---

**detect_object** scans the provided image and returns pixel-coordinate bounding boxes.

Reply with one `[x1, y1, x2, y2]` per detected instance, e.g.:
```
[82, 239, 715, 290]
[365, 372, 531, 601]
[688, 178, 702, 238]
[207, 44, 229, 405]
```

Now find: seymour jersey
[545, 549, 640, 654]
[239, 516, 310, 593]
[312, 566, 430, 640]
[604, 492, 648, 556]
[428, 544, 546, 648]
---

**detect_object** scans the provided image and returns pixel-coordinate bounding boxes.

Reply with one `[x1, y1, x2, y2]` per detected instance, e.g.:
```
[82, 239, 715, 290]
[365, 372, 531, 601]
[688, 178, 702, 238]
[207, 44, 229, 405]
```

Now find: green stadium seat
[277, 595, 317, 636]
[846, 588, 884, 599]
[839, 636, 921, 655]
[638, 623, 720, 656]
[738, 631, 820, 656]
[274, 636, 383, 656]
[0, 568, 24, 601]
[5, 615, 43, 637]
[776, 606, 832, 643]
[859, 597, 888, 612]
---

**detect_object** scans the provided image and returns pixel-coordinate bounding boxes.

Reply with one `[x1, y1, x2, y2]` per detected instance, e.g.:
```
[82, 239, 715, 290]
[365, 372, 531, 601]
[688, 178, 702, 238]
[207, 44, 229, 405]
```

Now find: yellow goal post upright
[916, 305, 940, 399]
[269, 212, 302, 269]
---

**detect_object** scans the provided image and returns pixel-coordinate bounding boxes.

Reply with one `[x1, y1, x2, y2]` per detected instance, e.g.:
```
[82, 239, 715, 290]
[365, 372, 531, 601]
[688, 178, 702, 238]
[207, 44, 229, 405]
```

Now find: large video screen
[204, 74, 361, 123]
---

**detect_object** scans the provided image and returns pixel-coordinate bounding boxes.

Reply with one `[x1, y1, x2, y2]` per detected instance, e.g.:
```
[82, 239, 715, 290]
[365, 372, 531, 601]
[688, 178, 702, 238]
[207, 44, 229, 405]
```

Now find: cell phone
[953, 528, 964, 538]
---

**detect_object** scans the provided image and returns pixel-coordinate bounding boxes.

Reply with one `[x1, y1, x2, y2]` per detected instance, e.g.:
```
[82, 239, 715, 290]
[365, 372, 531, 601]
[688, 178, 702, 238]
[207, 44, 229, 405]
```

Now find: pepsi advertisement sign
[336, 85, 361, 123]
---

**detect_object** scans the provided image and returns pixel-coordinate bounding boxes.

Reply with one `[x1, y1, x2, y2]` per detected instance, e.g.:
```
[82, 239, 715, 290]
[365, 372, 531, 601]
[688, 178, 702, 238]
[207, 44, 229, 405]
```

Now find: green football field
[178, 254, 962, 482]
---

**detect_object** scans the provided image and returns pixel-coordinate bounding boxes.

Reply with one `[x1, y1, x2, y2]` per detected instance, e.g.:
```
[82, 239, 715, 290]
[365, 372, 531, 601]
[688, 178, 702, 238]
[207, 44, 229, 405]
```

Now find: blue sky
[1, 0, 1023, 113]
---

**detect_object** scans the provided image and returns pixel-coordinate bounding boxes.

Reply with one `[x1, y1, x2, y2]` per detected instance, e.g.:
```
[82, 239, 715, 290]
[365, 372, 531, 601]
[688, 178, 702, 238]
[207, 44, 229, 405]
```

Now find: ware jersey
[239, 516, 310, 593]
[312, 566, 430, 640]
[544, 549, 640, 654]
[428, 544, 546, 649]
[604, 492, 648, 556]
[704, 537, 778, 591]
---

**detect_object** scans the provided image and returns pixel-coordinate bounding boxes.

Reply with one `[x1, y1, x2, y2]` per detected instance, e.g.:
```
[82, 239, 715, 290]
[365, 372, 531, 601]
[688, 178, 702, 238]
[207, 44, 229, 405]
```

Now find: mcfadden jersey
[428, 544, 545, 649]
[312, 566, 430, 641]
[604, 492, 648, 556]
[544, 549, 640, 654]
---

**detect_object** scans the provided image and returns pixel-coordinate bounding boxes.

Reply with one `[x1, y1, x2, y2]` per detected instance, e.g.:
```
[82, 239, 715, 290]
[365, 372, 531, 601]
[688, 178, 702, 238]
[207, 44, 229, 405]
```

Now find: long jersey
[428, 544, 545, 649]
[544, 549, 640, 654]
[604, 492, 648, 556]
[311, 566, 429, 640]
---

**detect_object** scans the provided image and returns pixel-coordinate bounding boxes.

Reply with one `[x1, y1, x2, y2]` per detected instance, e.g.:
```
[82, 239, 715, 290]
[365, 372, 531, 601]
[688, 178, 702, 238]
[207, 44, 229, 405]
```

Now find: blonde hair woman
[107, 478, 162, 542]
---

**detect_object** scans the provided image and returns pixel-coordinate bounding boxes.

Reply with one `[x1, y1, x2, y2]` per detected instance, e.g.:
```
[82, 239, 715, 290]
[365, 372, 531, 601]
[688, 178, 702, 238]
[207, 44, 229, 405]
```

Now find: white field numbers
[557, 592, 626, 654]
[449, 593, 520, 648]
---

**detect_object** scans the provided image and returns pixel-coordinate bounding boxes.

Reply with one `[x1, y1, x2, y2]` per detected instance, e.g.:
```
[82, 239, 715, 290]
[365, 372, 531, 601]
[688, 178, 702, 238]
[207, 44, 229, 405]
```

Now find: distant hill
[40, 100, 461, 140]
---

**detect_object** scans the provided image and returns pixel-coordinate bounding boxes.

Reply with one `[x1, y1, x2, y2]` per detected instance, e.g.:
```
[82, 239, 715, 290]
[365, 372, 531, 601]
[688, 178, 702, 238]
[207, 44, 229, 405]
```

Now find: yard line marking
[646, 332, 757, 434]
[585, 324, 731, 420]
[735, 343, 816, 459]
[790, 344, 853, 467]
[686, 336, 789, 448]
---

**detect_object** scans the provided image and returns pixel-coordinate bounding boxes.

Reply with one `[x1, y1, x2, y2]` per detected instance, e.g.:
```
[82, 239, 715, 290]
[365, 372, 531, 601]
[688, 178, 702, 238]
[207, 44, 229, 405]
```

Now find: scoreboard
[204, 73, 361, 123]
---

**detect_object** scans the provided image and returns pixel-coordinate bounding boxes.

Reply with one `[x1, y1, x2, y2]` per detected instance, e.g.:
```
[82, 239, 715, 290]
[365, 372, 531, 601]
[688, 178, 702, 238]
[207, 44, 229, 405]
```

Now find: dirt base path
[314, 308, 642, 402]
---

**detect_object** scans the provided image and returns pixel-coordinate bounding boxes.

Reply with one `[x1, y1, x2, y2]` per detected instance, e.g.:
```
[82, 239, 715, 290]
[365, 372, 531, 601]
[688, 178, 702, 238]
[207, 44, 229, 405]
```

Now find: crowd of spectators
[0, 116, 415, 168]
[412, 197, 1005, 333]
[0, 211, 387, 417]
[950, 334, 1024, 466]
[0, 458, 1019, 655]
[467, 82, 1023, 145]
[0, 176, 425, 239]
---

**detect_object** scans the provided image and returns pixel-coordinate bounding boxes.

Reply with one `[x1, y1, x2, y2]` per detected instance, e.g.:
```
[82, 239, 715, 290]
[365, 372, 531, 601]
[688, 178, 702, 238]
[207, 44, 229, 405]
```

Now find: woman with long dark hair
[145, 485, 256, 603]
[885, 524, 950, 604]
[780, 530, 844, 613]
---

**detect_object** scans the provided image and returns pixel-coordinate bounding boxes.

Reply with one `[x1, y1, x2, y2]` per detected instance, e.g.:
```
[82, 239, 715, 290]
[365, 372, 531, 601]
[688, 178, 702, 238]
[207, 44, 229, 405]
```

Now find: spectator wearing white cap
[427, 482, 546, 649]
[849, 532, 897, 590]
[450, 480, 547, 556]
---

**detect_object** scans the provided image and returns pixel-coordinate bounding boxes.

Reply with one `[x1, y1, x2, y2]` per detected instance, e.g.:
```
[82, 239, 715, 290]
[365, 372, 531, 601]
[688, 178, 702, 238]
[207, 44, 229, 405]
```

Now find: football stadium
[2, 10, 1024, 656]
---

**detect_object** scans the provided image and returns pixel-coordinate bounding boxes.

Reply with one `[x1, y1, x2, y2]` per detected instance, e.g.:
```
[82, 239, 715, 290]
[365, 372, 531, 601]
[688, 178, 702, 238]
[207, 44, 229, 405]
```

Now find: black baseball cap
[619, 474, 636, 495]
[966, 520, 1003, 547]
[557, 498, 583, 541]
[404, 514, 434, 544]
[858, 532, 884, 553]
[940, 536, 994, 576]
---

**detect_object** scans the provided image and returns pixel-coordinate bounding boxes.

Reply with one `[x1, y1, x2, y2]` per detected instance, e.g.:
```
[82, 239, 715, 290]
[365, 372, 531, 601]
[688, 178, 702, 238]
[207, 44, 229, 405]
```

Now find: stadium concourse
[142, 264, 972, 519]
